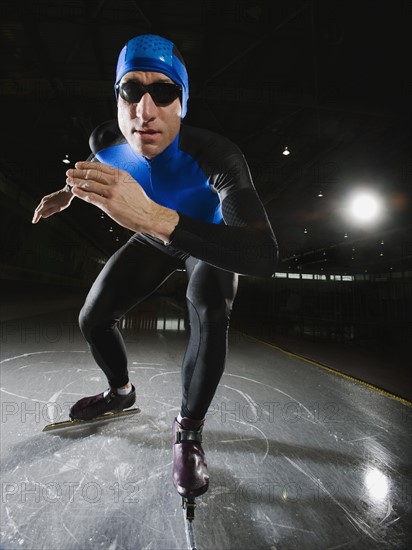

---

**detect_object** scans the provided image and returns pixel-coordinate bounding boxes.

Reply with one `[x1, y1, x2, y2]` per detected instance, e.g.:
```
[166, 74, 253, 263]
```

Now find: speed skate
[42, 407, 141, 432]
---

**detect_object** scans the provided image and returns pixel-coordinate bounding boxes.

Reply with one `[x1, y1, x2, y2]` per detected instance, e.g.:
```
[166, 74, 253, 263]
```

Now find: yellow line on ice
[242, 332, 412, 408]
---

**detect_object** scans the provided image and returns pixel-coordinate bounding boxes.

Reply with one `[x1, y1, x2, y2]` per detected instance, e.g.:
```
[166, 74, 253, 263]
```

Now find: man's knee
[78, 303, 112, 339]
[78, 304, 92, 338]
[187, 295, 233, 331]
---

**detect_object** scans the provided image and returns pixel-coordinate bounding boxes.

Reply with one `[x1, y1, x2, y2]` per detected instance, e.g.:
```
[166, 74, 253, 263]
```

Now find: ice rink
[1, 299, 411, 550]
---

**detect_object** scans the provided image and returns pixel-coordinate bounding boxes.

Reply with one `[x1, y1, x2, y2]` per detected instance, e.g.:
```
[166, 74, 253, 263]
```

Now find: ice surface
[1, 306, 411, 549]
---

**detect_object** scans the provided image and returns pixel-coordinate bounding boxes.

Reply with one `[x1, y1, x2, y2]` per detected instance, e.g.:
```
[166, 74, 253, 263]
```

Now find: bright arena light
[348, 191, 383, 224]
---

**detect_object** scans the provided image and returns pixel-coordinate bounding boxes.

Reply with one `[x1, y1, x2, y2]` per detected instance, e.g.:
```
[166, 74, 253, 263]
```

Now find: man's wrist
[147, 204, 179, 244]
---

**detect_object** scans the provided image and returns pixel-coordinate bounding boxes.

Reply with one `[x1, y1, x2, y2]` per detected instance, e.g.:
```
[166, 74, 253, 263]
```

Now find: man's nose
[135, 92, 157, 122]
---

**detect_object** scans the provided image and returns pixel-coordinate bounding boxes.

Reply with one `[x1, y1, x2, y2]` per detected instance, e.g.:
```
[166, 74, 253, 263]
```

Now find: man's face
[117, 71, 182, 159]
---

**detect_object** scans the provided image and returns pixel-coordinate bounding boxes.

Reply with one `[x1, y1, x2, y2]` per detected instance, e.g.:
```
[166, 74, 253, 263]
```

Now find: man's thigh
[185, 257, 238, 308]
[83, 236, 184, 321]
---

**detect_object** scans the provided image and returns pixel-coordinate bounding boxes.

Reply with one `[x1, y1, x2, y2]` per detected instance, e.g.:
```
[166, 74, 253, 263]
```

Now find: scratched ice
[1, 307, 411, 549]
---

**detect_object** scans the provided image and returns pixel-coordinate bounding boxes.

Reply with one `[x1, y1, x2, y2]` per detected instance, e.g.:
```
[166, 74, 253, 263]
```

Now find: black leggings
[78, 234, 238, 420]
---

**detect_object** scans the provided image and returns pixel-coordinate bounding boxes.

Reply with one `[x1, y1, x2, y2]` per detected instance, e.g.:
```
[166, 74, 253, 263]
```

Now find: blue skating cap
[115, 34, 189, 118]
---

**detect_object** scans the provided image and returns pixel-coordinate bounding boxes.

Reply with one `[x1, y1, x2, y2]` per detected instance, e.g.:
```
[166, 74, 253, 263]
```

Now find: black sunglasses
[116, 80, 182, 106]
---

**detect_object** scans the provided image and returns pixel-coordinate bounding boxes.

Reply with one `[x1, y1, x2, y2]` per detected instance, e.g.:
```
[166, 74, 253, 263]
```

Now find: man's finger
[67, 177, 110, 198]
[72, 186, 108, 207]
[32, 205, 56, 223]
[32, 207, 54, 223]
[74, 161, 115, 175]
[66, 168, 113, 187]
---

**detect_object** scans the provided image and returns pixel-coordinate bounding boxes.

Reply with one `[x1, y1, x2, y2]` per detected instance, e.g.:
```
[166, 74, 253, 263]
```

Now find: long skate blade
[42, 407, 141, 432]
[182, 497, 197, 549]
[184, 519, 197, 550]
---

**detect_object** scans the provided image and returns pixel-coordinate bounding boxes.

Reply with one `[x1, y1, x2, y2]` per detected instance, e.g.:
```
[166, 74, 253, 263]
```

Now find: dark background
[1, 0, 411, 398]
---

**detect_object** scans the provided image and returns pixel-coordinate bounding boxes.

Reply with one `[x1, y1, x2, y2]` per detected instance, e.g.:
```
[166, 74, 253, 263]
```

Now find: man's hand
[32, 187, 74, 224]
[66, 161, 179, 243]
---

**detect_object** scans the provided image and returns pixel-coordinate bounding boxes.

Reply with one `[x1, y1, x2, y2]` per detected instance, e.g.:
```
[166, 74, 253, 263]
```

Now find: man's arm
[168, 188, 278, 277]
[165, 132, 278, 277]
[67, 160, 278, 277]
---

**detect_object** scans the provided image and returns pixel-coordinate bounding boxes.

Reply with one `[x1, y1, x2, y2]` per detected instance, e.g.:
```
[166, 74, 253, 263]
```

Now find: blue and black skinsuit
[79, 120, 278, 419]
[78, 35, 278, 420]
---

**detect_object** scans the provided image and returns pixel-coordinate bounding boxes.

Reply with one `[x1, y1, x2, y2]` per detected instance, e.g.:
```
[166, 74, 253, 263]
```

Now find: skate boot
[69, 386, 136, 421]
[172, 417, 209, 499]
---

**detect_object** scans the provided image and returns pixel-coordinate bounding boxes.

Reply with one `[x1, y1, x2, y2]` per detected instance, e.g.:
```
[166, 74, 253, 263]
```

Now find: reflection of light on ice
[364, 468, 389, 502]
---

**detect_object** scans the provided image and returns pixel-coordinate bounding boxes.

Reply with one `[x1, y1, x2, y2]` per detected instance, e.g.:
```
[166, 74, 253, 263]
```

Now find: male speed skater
[33, 34, 278, 502]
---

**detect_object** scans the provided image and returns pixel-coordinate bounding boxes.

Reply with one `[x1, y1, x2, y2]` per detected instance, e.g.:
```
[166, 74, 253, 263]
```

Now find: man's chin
[130, 140, 162, 159]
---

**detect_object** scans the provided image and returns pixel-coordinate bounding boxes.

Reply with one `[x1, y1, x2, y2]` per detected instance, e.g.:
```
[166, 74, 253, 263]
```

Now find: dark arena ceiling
[1, 0, 411, 276]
